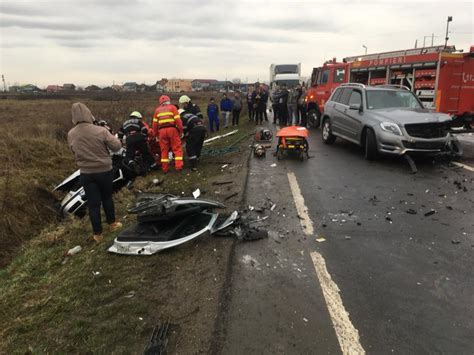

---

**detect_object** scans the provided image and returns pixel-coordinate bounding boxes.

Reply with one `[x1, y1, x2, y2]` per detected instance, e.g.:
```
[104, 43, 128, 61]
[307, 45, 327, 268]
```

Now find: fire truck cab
[306, 45, 474, 129]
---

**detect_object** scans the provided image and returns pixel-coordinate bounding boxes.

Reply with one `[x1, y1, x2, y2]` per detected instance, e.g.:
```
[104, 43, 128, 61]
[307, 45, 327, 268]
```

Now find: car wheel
[365, 128, 378, 160]
[322, 118, 336, 144]
[307, 109, 320, 128]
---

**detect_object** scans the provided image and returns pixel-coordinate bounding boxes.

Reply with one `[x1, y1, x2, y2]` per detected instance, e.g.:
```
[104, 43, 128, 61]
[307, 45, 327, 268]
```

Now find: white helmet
[130, 111, 142, 119]
[178, 95, 191, 104]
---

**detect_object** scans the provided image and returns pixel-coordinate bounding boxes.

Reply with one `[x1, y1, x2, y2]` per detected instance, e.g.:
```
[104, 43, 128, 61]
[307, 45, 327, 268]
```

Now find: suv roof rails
[339, 83, 366, 88]
[374, 84, 410, 91]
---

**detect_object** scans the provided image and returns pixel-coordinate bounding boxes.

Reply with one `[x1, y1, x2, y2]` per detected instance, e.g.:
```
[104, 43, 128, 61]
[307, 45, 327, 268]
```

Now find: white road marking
[451, 161, 474, 172]
[287, 172, 314, 236]
[287, 172, 365, 355]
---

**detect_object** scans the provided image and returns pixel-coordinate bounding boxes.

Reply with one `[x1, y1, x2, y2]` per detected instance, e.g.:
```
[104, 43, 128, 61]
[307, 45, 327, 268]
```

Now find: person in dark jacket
[262, 88, 269, 122]
[118, 111, 155, 172]
[207, 98, 220, 132]
[246, 87, 255, 121]
[179, 95, 203, 119]
[179, 109, 207, 169]
[231, 92, 242, 126]
[278, 83, 290, 126]
[252, 87, 264, 125]
[271, 86, 281, 124]
[220, 93, 233, 128]
[67, 102, 122, 243]
[297, 83, 308, 127]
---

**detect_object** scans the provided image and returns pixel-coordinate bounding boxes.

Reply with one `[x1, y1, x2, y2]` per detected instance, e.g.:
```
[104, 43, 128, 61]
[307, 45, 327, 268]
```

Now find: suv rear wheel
[365, 128, 378, 160]
[307, 109, 321, 128]
[322, 118, 336, 144]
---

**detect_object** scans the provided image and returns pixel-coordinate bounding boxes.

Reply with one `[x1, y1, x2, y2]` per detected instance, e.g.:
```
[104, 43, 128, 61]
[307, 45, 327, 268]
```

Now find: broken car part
[108, 212, 218, 255]
[143, 319, 170, 355]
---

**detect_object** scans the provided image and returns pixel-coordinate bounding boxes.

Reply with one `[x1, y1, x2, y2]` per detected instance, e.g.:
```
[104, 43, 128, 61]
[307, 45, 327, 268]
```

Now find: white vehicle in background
[269, 63, 302, 90]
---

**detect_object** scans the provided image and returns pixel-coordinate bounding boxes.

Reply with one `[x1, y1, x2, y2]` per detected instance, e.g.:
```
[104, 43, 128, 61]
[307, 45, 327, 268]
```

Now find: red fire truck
[305, 45, 474, 130]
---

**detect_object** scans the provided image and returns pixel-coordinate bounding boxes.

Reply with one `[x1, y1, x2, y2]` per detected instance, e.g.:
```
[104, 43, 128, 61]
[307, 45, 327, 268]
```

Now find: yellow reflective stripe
[159, 119, 175, 124]
[157, 112, 174, 117]
[153, 118, 158, 122]
[288, 145, 295, 148]
[175, 157, 183, 161]
[174, 115, 180, 119]
[161, 159, 169, 162]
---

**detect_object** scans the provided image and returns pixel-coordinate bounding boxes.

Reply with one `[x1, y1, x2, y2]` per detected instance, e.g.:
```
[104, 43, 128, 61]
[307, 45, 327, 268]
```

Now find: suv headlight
[380, 122, 402, 136]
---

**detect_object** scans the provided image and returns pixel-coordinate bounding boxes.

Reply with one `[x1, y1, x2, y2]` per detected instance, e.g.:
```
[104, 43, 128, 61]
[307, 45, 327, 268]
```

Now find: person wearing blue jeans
[207, 98, 220, 132]
[220, 93, 233, 128]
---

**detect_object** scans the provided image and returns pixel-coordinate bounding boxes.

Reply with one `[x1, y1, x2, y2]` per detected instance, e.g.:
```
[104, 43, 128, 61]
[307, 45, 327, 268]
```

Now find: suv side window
[338, 88, 352, 105]
[331, 88, 343, 102]
[348, 90, 362, 106]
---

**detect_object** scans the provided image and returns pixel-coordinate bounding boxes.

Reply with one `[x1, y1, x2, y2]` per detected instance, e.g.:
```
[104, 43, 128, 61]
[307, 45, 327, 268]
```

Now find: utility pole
[444, 16, 453, 48]
[1, 74, 6, 92]
[362, 45, 367, 55]
[431, 33, 434, 46]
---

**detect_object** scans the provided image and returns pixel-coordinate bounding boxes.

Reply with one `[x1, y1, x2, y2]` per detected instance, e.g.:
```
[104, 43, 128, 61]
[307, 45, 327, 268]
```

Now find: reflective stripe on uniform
[174, 115, 181, 119]
[157, 112, 174, 117]
[161, 158, 170, 163]
[188, 155, 197, 160]
[175, 157, 183, 161]
[153, 118, 158, 122]
[158, 118, 175, 124]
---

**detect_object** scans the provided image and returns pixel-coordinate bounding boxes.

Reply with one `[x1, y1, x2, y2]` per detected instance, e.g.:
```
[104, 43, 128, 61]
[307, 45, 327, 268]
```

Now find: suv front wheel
[365, 128, 378, 160]
[322, 118, 336, 144]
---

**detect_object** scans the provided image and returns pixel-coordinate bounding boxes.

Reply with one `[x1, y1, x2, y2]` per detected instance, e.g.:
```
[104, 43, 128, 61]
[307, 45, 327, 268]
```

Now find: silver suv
[321, 84, 460, 160]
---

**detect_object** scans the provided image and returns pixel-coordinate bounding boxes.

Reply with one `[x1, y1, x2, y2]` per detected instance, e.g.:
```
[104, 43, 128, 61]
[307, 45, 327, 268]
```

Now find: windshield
[275, 79, 300, 88]
[275, 65, 298, 74]
[366, 90, 423, 110]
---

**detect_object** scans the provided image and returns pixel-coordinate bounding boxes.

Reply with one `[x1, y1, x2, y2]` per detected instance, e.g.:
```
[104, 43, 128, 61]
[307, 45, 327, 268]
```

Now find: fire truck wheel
[365, 128, 378, 161]
[307, 109, 320, 128]
[322, 118, 336, 144]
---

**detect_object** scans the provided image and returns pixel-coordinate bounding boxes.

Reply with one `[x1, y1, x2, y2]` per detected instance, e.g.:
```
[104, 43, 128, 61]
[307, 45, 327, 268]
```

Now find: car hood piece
[371, 108, 451, 126]
[53, 169, 81, 192]
[108, 212, 218, 255]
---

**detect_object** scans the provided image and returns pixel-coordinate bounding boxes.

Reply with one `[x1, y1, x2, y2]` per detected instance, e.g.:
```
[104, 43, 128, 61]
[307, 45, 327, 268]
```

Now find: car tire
[365, 128, 378, 160]
[307, 109, 321, 128]
[322, 118, 336, 144]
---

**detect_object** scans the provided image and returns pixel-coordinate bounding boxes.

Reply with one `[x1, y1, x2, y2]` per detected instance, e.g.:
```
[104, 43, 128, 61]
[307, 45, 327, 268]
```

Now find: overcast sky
[0, 0, 472, 87]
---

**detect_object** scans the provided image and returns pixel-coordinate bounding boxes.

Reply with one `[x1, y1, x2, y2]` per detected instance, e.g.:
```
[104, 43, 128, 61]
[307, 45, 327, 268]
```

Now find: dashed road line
[287, 171, 365, 355]
[451, 161, 474, 172]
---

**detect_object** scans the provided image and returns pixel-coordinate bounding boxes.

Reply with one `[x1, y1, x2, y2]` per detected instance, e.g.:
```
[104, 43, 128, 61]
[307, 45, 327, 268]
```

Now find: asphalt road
[217, 121, 474, 354]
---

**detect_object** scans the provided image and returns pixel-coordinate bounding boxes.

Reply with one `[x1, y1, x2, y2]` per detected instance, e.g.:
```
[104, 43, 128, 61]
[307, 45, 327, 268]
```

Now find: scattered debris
[424, 209, 436, 217]
[344, 236, 352, 240]
[124, 291, 136, 298]
[192, 188, 201, 199]
[451, 239, 461, 245]
[316, 236, 326, 243]
[369, 195, 379, 205]
[270, 203, 277, 211]
[152, 178, 160, 185]
[224, 192, 238, 201]
[221, 164, 229, 169]
[203, 129, 239, 145]
[253, 144, 267, 158]
[66, 245, 82, 256]
[212, 180, 233, 186]
[143, 320, 170, 355]
[406, 209, 417, 215]
[404, 154, 418, 174]
[242, 254, 260, 268]
[270, 163, 277, 167]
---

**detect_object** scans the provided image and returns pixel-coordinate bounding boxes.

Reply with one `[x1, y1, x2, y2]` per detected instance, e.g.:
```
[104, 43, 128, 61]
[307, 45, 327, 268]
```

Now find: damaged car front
[365, 88, 462, 156]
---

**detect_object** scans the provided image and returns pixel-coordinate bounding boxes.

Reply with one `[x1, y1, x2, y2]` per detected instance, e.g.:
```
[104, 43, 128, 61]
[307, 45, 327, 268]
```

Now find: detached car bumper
[375, 129, 456, 155]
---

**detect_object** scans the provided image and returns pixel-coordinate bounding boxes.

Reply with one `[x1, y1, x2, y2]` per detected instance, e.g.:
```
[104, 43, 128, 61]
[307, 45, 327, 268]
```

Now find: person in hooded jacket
[67, 102, 123, 243]
[179, 108, 207, 169]
[179, 95, 203, 119]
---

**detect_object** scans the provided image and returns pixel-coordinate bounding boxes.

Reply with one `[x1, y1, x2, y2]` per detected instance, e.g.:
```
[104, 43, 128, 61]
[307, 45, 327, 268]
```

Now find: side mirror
[349, 103, 362, 111]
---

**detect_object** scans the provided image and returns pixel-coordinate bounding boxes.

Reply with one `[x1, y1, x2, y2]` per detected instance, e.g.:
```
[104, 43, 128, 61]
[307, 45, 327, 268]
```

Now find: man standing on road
[288, 87, 298, 126]
[271, 85, 281, 124]
[279, 83, 290, 126]
[297, 83, 307, 127]
[220, 93, 233, 128]
[152, 95, 184, 172]
[179, 95, 203, 119]
[262, 86, 269, 122]
[67, 102, 123, 243]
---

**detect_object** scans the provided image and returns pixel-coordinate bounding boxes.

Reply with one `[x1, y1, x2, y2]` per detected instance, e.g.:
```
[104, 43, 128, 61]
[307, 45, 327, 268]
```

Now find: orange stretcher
[275, 126, 309, 161]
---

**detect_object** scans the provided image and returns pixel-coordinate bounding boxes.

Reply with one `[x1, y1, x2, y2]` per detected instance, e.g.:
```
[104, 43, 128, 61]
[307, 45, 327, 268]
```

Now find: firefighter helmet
[129, 111, 142, 119]
[159, 95, 171, 105]
[178, 95, 191, 104]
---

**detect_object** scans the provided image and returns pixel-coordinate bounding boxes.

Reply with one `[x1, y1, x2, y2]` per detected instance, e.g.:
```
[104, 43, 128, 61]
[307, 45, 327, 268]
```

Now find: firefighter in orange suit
[152, 95, 184, 172]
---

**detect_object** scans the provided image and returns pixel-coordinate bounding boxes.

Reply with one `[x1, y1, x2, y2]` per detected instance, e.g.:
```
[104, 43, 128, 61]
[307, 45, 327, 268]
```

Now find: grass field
[0, 92, 255, 353]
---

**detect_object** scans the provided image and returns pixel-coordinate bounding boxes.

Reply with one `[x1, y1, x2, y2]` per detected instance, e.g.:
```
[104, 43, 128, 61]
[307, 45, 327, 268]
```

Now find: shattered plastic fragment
[424, 209, 436, 217]
[316, 237, 326, 243]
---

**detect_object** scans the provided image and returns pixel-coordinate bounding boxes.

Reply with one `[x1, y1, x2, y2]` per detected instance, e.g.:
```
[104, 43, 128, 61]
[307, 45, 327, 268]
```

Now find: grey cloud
[0, 16, 95, 32]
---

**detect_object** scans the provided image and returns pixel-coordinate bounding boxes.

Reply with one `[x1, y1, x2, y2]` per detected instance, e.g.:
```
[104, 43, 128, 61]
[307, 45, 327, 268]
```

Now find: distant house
[123, 82, 137, 92]
[165, 79, 192, 93]
[63, 83, 76, 91]
[17, 84, 40, 93]
[192, 79, 218, 92]
[46, 85, 62, 93]
[136, 83, 150, 92]
[85, 85, 101, 91]
[210, 81, 233, 92]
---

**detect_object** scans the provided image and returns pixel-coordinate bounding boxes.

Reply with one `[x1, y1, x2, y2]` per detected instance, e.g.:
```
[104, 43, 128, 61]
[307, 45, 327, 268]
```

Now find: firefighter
[117, 111, 155, 172]
[178, 95, 203, 119]
[179, 108, 207, 169]
[152, 95, 184, 172]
